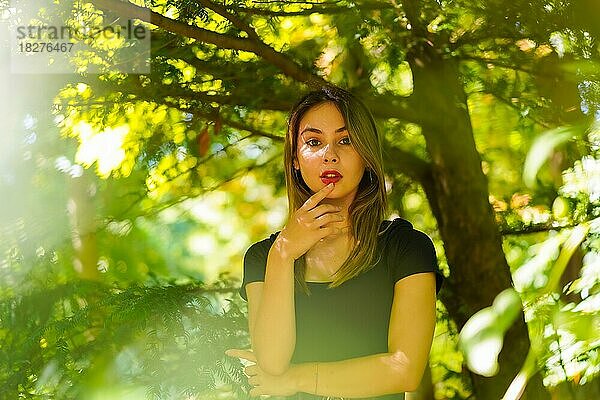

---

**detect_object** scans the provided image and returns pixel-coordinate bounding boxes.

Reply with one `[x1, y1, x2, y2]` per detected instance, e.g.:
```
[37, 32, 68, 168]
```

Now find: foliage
[472, 122, 600, 397]
[2, 0, 600, 399]
[0, 258, 253, 399]
[459, 288, 523, 377]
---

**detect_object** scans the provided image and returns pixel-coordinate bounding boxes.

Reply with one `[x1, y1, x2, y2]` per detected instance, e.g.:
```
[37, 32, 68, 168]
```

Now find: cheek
[297, 148, 323, 165]
[348, 152, 366, 172]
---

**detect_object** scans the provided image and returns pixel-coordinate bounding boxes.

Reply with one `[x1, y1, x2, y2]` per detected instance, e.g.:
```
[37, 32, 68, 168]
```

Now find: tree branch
[92, 0, 329, 87]
[221, 118, 285, 142]
[93, 0, 254, 51]
[229, 1, 394, 16]
[482, 89, 552, 129]
[499, 220, 589, 236]
[368, 93, 426, 127]
[197, 0, 261, 41]
[90, 1, 424, 127]
[458, 54, 536, 75]
[382, 142, 431, 183]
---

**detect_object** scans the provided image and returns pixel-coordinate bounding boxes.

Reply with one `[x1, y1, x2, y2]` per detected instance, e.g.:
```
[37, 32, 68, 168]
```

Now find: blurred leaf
[543, 223, 590, 295]
[459, 288, 523, 377]
[523, 125, 585, 188]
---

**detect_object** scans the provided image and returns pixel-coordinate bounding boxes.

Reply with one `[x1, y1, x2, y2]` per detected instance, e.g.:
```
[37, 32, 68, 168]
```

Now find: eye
[340, 136, 351, 145]
[306, 138, 321, 147]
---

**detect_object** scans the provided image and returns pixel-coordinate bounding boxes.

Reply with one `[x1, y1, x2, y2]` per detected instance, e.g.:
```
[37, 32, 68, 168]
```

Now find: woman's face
[293, 101, 366, 204]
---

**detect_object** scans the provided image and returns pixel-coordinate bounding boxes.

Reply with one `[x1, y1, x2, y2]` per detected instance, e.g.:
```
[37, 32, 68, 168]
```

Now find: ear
[293, 159, 299, 170]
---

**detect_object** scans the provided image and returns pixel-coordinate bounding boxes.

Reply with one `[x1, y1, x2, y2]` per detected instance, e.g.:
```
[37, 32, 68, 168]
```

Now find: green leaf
[459, 288, 523, 377]
[523, 126, 580, 188]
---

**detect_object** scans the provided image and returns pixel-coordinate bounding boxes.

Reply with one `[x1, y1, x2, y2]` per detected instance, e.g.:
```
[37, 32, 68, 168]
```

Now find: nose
[322, 144, 338, 163]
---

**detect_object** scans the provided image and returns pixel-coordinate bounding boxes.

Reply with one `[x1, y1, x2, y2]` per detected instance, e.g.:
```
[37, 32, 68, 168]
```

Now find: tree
[4, 0, 599, 398]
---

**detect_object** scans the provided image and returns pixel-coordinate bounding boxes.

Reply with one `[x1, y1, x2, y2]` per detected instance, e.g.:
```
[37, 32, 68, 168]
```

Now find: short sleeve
[388, 221, 444, 295]
[238, 238, 272, 301]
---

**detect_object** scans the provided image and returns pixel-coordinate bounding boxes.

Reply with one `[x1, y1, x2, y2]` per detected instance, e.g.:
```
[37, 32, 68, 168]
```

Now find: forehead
[298, 102, 345, 131]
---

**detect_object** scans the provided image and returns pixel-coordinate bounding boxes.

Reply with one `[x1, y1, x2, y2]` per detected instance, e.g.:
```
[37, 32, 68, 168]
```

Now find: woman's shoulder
[246, 230, 282, 254]
[379, 217, 435, 253]
[379, 217, 414, 236]
[381, 218, 443, 292]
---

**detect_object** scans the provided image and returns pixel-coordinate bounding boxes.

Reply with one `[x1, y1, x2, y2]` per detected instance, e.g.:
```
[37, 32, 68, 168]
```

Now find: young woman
[226, 85, 444, 399]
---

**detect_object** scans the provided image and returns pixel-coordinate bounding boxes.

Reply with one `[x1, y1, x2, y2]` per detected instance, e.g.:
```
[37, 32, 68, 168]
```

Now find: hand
[274, 182, 345, 261]
[225, 348, 298, 398]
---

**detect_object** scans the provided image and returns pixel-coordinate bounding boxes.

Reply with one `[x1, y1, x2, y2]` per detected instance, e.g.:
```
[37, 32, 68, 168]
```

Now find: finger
[310, 212, 344, 229]
[307, 203, 342, 219]
[225, 349, 245, 358]
[301, 182, 335, 211]
[318, 224, 341, 239]
[245, 365, 258, 376]
[225, 349, 254, 357]
[249, 388, 267, 398]
[224, 349, 238, 357]
[225, 349, 257, 362]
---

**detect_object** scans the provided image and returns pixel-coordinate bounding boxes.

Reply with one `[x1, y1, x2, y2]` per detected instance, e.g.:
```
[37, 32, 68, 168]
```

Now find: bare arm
[247, 246, 297, 376]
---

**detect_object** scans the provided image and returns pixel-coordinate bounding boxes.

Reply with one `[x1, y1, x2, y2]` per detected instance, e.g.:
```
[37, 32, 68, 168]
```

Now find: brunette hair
[283, 85, 388, 295]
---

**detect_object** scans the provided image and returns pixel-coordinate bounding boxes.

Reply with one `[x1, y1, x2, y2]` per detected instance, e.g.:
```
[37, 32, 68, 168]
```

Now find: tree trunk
[406, 40, 550, 399]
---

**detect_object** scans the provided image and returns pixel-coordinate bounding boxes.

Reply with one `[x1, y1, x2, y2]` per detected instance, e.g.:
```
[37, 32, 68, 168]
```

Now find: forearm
[253, 246, 296, 375]
[290, 352, 419, 398]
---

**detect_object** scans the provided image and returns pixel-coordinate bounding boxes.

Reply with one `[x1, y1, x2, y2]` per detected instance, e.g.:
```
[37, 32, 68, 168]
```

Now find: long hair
[283, 85, 388, 295]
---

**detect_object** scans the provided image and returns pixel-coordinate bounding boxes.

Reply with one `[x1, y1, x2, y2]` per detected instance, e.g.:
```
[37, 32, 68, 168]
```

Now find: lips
[320, 170, 342, 185]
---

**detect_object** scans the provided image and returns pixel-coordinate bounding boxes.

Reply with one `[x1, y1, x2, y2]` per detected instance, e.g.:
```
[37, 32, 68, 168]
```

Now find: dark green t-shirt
[239, 218, 444, 400]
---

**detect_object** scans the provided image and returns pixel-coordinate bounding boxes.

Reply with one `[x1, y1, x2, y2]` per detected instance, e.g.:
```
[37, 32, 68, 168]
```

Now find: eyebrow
[300, 126, 347, 135]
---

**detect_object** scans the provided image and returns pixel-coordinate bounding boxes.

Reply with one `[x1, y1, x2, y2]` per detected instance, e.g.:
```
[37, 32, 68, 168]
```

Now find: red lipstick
[320, 170, 342, 185]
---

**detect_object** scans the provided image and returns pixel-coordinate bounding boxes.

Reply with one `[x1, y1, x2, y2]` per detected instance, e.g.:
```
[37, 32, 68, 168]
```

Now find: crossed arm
[234, 242, 438, 398]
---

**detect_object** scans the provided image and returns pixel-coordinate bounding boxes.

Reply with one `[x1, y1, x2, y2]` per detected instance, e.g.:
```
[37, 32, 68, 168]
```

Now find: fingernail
[328, 183, 334, 187]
